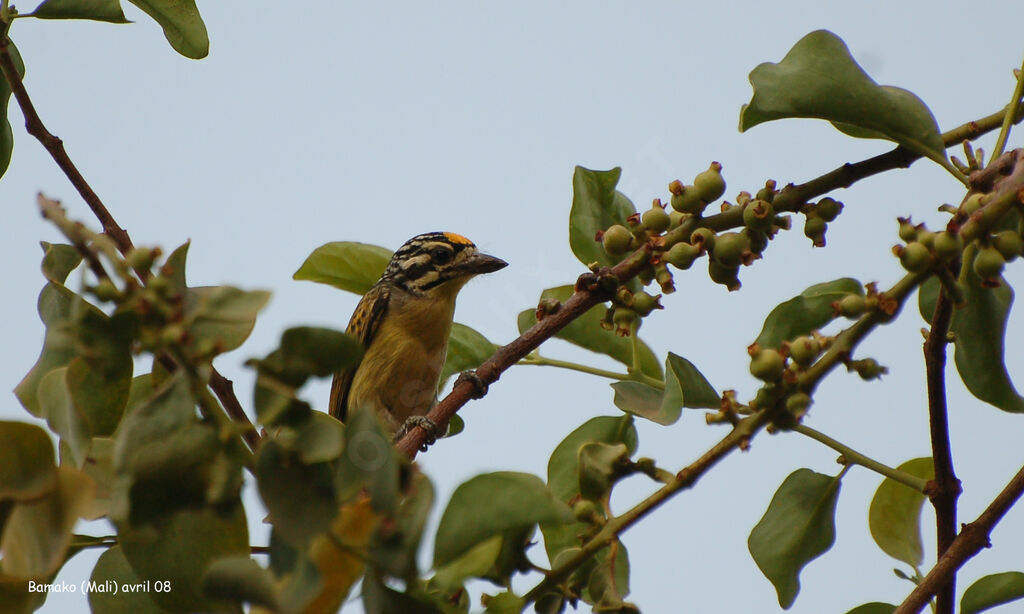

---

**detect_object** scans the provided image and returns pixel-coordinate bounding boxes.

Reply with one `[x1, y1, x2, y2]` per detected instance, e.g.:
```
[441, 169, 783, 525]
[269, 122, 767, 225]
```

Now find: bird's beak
[460, 252, 508, 276]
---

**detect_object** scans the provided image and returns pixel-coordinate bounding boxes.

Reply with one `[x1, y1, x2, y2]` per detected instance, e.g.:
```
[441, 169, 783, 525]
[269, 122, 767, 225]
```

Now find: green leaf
[0, 39, 24, 179]
[201, 556, 280, 612]
[740, 30, 946, 164]
[125, 0, 209, 59]
[611, 380, 677, 425]
[0, 466, 95, 578]
[293, 241, 392, 294]
[543, 416, 637, 565]
[119, 504, 249, 612]
[756, 278, 863, 348]
[335, 408, 402, 514]
[255, 439, 338, 546]
[483, 591, 527, 614]
[32, 0, 130, 22]
[370, 471, 435, 581]
[88, 546, 169, 614]
[844, 604, 895, 614]
[185, 286, 271, 354]
[433, 472, 573, 568]
[438, 323, 497, 389]
[289, 411, 346, 464]
[666, 352, 719, 409]
[37, 368, 91, 466]
[868, 457, 933, 568]
[0, 421, 57, 501]
[517, 286, 662, 379]
[568, 166, 638, 272]
[432, 536, 503, 590]
[961, 571, 1024, 614]
[949, 265, 1023, 412]
[748, 468, 842, 609]
[611, 352, 716, 425]
[578, 442, 630, 501]
[39, 242, 82, 285]
[363, 567, 446, 614]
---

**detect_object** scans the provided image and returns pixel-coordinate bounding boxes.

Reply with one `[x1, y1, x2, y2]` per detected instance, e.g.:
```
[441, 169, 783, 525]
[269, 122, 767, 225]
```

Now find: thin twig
[793, 424, 929, 492]
[923, 287, 960, 614]
[990, 56, 1024, 160]
[0, 36, 261, 452]
[894, 462, 1024, 614]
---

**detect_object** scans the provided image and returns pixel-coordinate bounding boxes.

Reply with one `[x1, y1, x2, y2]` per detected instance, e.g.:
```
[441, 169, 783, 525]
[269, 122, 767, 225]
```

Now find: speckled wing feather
[328, 283, 391, 421]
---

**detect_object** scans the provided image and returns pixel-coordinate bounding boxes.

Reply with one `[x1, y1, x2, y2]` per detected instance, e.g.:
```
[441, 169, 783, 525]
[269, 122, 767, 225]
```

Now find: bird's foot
[457, 369, 488, 399]
[394, 416, 440, 451]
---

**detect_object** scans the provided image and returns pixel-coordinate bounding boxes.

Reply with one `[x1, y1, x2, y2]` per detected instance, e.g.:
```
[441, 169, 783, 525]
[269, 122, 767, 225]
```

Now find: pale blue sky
[2, 2, 1023, 612]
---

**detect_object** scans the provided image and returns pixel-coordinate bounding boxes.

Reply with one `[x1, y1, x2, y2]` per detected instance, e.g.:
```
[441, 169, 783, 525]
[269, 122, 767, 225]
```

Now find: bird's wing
[328, 283, 391, 421]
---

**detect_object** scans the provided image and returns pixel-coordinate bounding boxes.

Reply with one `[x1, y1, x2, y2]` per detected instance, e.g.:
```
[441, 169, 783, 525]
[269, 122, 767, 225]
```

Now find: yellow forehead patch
[443, 232, 475, 246]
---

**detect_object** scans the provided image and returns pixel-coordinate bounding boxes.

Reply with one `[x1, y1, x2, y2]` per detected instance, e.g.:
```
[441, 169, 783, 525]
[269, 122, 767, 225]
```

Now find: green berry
[961, 193, 985, 216]
[973, 245, 1006, 280]
[788, 335, 821, 368]
[642, 201, 671, 233]
[897, 218, 918, 243]
[785, 392, 812, 418]
[669, 210, 685, 229]
[815, 197, 843, 222]
[665, 241, 701, 270]
[742, 199, 775, 232]
[602, 224, 633, 255]
[631, 291, 662, 316]
[670, 185, 706, 214]
[804, 216, 827, 246]
[917, 231, 935, 250]
[850, 358, 887, 381]
[899, 241, 932, 273]
[690, 227, 716, 251]
[573, 499, 600, 523]
[745, 228, 769, 255]
[708, 260, 740, 291]
[838, 294, 866, 318]
[755, 180, 777, 203]
[933, 231, 963, 261]
[91, 278, 121, 302]
[712, 231, 750, 267]
[993, 230, 1023, 261]
[750, 349, 785, 381]
[126, 247, 156, 272]
[693, 162, 726, 203]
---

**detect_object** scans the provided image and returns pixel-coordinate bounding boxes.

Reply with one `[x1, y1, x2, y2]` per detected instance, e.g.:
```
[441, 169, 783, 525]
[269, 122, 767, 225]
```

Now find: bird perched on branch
[329, 232, 506, 444]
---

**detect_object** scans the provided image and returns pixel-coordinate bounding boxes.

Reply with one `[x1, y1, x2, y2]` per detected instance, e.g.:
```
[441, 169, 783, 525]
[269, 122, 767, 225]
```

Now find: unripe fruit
[743, 199, 775, 232]
[897, 218, 918, 243]
[961, 192, 985, 216]
[612, 307, 638, 336]
[756, 180, 777, 203]
[126, 247, 156, 272]
[693, 162, 726, 203]
[804, 216, 827, 246]
[669, 210, 685, 229]
[850, 358, 887, 381]
[993, 230, 1023, 261]
[602, 224, 633, 255]
[690, 227, 716, 251]
[642, 201, 671, 233]
[899, 241, 932, 273]
[838, 294, 867, 318]
[708, 260, 741, 291]
[91, 278, 121, 302]
[815, 197, 843, 222]
[745, 229, 769, 255]
[917, 231, 935, 250]
[933, 231, 963, 261]
[573, 499, 600, 523]
[670, 186, 706, 214]
[750, 349, 785, 381]
[788, 335, 821, 367]
[712, 231, 750, 267]
[665, 241, 701, 270]
[785, 393, 812, 418]
[631, 291, 662, 317]
[973, 245, 1006, 280]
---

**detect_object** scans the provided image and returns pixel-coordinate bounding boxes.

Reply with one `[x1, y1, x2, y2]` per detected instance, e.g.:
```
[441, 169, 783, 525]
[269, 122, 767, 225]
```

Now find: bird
[328, 232, 507, 443]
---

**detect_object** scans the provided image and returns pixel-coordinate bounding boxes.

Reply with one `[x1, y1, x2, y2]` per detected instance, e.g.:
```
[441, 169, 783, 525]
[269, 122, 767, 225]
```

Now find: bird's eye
[432, 247, 453, 265]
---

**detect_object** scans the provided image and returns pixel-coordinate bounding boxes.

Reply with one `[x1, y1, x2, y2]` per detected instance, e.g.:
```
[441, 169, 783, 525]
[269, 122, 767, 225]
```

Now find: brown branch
[894, 462, 1024, 614]
[923, 287, 960, 614]
[0, 35, 133, 254]
[0, 33, 261, 452]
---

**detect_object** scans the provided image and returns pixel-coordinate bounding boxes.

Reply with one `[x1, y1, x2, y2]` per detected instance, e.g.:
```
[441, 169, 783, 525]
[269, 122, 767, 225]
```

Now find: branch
[792, 424, 929, 492]
[894, 462, 1024, 614]
[923, 283, 960, 614]
[0, 35, 133, 253]
[0, 36, 261, 452]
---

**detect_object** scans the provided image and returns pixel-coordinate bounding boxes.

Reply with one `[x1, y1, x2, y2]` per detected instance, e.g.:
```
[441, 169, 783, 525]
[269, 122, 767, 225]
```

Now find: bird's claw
[457, 369, 488, 399]
[394, 416, 440, 451]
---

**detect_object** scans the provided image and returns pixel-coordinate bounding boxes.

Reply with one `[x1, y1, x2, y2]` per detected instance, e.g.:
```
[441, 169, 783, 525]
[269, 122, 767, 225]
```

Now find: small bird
[329, 232, 507, 441]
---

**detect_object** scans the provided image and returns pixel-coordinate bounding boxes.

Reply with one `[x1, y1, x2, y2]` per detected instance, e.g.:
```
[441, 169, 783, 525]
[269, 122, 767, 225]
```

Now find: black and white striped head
[382, 232, 507, 294]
